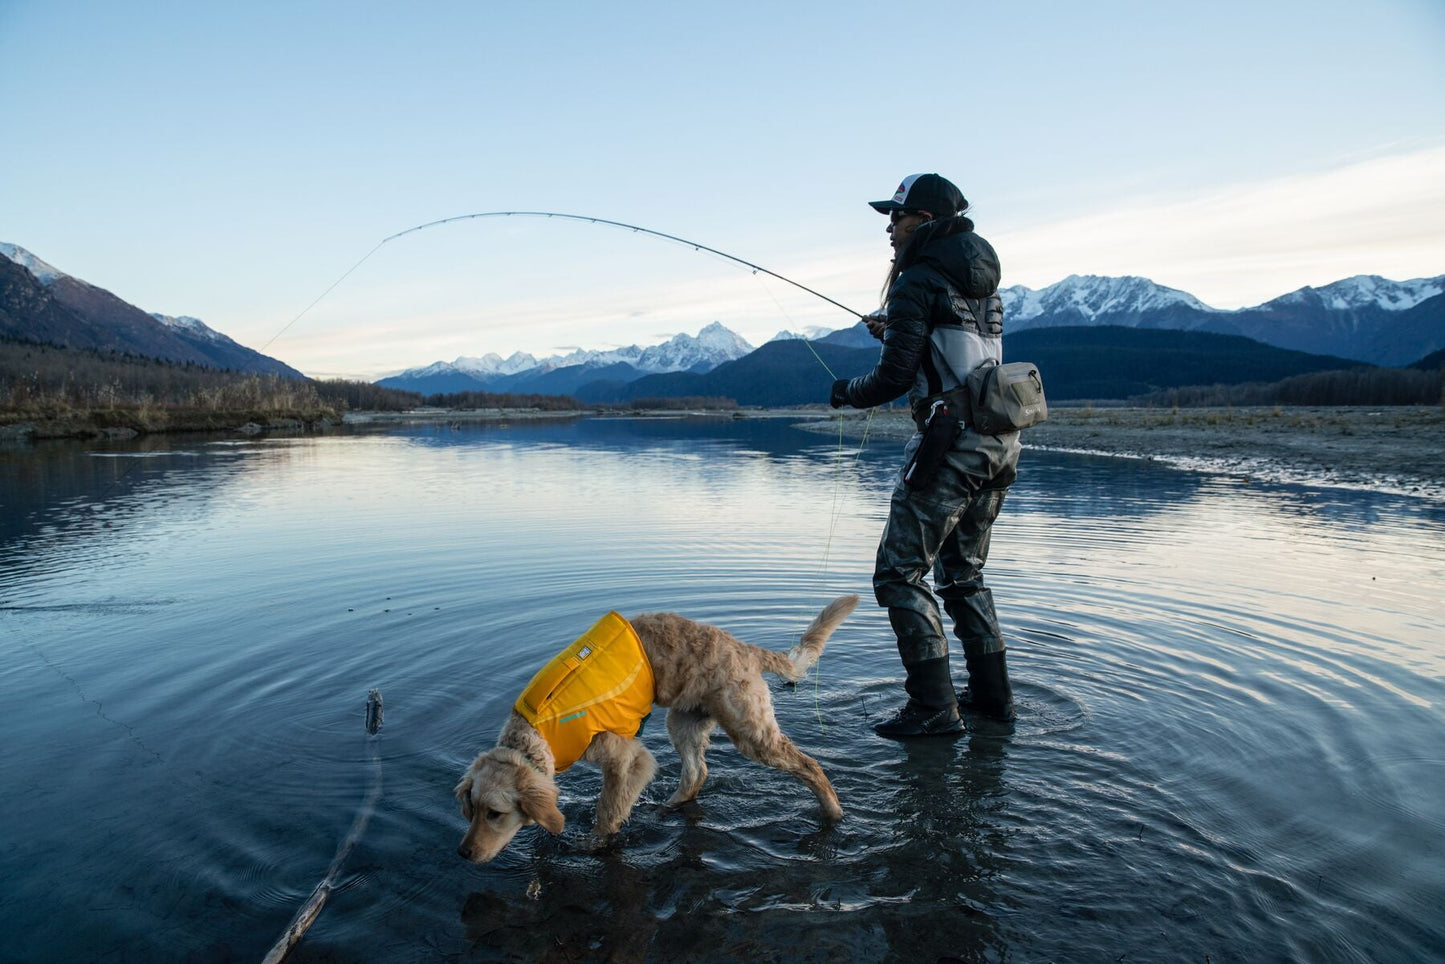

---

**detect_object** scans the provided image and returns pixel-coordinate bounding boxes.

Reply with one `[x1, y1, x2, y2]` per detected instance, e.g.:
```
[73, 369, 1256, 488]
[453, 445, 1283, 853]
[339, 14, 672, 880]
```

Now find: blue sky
[2, 0, 1442, 379]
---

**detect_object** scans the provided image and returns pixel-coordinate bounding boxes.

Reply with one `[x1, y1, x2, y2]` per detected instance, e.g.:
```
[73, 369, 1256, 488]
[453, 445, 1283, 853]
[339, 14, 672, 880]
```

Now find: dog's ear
[453, 776, 474, 820]
[519, 783, 565, 835]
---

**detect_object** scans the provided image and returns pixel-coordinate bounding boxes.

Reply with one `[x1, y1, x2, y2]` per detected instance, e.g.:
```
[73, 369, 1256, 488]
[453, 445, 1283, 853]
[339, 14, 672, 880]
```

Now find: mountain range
[592, 327, 1373, 407]
[378, 272, 1443, 397]
[998, 274, 1444, 366]
[2, 240, 1440, 403]
[0, 243, 301, 377]
[378, 321, 756, 396]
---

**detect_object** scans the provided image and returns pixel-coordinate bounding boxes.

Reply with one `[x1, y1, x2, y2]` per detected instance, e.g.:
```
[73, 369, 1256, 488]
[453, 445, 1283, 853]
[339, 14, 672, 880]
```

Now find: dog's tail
[762, 594, 860, 682]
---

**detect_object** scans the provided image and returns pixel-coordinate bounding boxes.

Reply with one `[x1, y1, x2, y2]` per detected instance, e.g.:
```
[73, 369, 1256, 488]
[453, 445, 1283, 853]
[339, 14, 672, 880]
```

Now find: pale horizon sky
[2, 1, 1442, 380]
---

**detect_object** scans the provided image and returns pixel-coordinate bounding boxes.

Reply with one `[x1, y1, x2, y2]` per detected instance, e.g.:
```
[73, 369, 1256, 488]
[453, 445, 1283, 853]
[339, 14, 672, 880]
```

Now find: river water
[1, 416, 1441, 963]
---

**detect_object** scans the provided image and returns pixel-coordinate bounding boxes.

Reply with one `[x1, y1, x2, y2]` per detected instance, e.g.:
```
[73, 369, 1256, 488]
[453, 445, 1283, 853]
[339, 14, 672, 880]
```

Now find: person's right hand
[864, 310, 887, 340]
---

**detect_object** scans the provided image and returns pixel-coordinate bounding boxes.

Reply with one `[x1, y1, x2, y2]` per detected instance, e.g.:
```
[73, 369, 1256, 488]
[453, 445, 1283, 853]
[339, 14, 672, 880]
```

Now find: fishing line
[808, 404, 877, 728]
[749, 271, 840, 381]
[262, 241, 385, 352]
[3, 612, 165, 762]
[263, 211, 864, 360]
[272, 210, 882, 726]
[741, 266, 877, 726]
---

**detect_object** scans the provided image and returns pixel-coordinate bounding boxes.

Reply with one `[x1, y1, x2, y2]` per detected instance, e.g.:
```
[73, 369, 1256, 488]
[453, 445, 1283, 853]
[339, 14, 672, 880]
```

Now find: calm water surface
[1, 416, 1442, 963]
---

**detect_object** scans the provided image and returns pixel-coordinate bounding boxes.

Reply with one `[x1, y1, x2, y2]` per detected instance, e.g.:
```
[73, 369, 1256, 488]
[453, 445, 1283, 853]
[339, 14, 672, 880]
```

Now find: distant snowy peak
[452, 351, 541, 375]
[151, 312, 233, 345]
[998, 273, 1445, 320]
[1001, 274, 1217, 321]
[1266, 274, 1445, 312]
[394, 322, 755, 381]
[768, 325, 836, 342]
[0, 242, 68, 285]
[637, 321, 753, 371]
[551, 322, 753, 372]
[407, 359, 480, 379]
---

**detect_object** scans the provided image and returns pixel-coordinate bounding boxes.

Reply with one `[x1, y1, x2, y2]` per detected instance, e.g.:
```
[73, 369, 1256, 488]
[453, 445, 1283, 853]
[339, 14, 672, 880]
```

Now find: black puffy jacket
[842, 215, 1003, 410]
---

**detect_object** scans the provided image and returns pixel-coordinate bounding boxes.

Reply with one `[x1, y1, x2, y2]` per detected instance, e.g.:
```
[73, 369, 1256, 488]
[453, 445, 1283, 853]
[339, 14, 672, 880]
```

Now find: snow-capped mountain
[768, 326, 836, 343]
[994, 272, 1443, 365]
[1001, 274, 1218, 325]
[1261, 275, 1444, 313]
[534, 321, 753, 374]
[636, 321, 753, 371]
[450, 351, 542, 376]
[1218, 274, 1445, 365]
[1, 242, 304, 377]
[151, 312, 234, 346]
[383, 321, 755, 392]
[0, 242, 66, 285]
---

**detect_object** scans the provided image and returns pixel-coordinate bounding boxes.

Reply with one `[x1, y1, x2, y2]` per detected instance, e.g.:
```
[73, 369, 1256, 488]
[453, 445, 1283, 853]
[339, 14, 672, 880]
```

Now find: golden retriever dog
[454, 594, 859, 862]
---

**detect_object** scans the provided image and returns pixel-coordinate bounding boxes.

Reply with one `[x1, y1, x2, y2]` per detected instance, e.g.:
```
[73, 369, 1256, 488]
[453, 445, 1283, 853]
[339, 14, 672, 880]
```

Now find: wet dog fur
[454, 594, 859, 862]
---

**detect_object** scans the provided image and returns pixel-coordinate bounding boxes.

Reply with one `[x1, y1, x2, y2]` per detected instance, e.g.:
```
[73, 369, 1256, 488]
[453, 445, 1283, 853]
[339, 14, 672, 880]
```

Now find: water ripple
[1, 420, 1441, 963]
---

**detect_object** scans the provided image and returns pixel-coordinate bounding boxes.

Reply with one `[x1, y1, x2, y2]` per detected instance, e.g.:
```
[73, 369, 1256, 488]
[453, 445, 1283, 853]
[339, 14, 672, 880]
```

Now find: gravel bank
[797, 406, 1445, 500]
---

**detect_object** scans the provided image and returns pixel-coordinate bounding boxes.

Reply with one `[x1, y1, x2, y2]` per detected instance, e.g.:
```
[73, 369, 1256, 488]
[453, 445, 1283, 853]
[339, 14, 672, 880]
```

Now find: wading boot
[875, 654, 964, 737]
[873, 698, 964, 738]
[957, 650, 1016, 722]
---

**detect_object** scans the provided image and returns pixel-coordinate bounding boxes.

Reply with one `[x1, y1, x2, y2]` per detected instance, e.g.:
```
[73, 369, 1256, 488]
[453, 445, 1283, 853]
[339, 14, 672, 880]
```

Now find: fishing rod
[386, 212, 864, 317]
[263, 211, 864, 351]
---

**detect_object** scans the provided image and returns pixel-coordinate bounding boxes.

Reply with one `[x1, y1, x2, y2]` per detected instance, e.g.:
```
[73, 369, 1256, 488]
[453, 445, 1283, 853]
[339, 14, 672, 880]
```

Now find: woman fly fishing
[829, 173, 1020, 737]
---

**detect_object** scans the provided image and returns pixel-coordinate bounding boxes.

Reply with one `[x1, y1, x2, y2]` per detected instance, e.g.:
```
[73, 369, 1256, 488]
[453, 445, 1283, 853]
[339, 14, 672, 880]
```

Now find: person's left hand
[829, 379, 849, 409]
[863, 310, 886, 340]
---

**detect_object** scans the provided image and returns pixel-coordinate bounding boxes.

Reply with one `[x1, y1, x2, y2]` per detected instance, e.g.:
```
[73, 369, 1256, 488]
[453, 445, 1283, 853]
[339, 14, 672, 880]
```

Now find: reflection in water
[456, 731, 1013, 963]
[1, 416, 1442, 963]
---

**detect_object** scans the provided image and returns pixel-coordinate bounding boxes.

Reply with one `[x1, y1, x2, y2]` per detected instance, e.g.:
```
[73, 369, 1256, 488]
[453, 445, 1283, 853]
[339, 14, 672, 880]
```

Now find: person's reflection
[458, 728, 1014, 963]
[874, 734, 1012, 962]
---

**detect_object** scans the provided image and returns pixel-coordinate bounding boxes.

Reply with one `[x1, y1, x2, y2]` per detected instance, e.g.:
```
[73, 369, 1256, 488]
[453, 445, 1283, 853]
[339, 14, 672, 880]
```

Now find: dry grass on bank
[1, 340, 338, 439]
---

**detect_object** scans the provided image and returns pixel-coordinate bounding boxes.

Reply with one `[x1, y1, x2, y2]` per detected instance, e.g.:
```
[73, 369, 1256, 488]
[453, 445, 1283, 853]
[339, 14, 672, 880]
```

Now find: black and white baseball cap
[868, 173, 966, 216]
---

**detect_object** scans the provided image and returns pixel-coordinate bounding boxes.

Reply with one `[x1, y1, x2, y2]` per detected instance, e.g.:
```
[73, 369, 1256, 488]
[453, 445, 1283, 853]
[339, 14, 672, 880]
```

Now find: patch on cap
[892, 174, 922, 205]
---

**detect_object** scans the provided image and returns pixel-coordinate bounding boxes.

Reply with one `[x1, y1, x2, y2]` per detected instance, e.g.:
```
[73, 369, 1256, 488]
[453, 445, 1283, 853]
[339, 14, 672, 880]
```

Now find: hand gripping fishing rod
[263, 211, 864, 352]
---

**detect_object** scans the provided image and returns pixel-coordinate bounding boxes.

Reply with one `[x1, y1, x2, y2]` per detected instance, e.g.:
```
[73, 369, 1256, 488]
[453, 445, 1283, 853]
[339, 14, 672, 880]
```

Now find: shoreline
[8, 403, 1442, 500]
[0, 408, 340, 442]
[796, 405, 1445, 500]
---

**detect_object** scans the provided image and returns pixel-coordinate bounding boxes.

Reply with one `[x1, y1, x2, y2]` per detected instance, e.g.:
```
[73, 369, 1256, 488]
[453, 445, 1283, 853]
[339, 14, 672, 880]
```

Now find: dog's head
[454, 748, 565, 863]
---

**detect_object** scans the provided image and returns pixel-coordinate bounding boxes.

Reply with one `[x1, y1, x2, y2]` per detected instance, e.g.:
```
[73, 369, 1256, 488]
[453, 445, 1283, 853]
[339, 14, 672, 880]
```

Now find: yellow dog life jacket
[514, 611, 655, 772]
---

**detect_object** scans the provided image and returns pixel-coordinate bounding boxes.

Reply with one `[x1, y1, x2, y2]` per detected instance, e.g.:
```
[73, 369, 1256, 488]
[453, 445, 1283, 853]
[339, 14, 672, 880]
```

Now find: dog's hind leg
[714, 686, 844, 822]
[664, 708, 715, 807]
[584, 732, 657, 838]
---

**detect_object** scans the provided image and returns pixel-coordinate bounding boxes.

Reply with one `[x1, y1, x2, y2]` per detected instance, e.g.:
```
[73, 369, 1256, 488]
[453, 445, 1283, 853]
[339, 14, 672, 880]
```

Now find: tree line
[628, 396, 738, 411]
[0, 339, 559, 416]
[421, 390, 583, 411]
[6, 335, 1441, 423]
[1134, 366, 1443, 408]
[1, 337, 329, 414]
[313, 379, 421, 411]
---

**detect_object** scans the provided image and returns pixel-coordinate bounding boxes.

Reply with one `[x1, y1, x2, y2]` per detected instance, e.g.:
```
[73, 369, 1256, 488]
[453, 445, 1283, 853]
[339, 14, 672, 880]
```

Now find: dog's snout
[456, 844, 473, 860]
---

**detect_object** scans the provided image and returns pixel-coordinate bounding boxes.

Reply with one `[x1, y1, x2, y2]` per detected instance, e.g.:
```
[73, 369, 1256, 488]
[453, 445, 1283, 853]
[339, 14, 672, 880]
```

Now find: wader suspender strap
[931, 277, 975, 390]
[919, 280, 945, 397]
[920, 272, 979, 397]
[910, 278, 991, 431]
[921, 349, 945, 396]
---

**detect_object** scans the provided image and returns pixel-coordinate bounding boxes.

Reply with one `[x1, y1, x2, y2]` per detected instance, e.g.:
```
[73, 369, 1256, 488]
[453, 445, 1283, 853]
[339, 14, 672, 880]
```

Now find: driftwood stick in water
[260, 689, 384, 964]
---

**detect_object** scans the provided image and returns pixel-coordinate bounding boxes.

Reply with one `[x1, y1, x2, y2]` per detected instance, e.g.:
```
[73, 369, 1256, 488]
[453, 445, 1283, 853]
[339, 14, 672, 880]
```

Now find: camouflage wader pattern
[873, 428, 1020, 709]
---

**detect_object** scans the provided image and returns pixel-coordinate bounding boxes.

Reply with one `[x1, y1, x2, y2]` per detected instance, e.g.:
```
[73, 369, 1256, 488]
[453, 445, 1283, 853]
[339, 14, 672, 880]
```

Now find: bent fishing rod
[264, 211, 864, 351]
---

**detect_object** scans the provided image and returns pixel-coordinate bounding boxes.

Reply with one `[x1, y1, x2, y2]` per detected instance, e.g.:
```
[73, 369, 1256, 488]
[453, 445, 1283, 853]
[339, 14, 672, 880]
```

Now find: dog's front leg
[584, 733, 658, 839]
